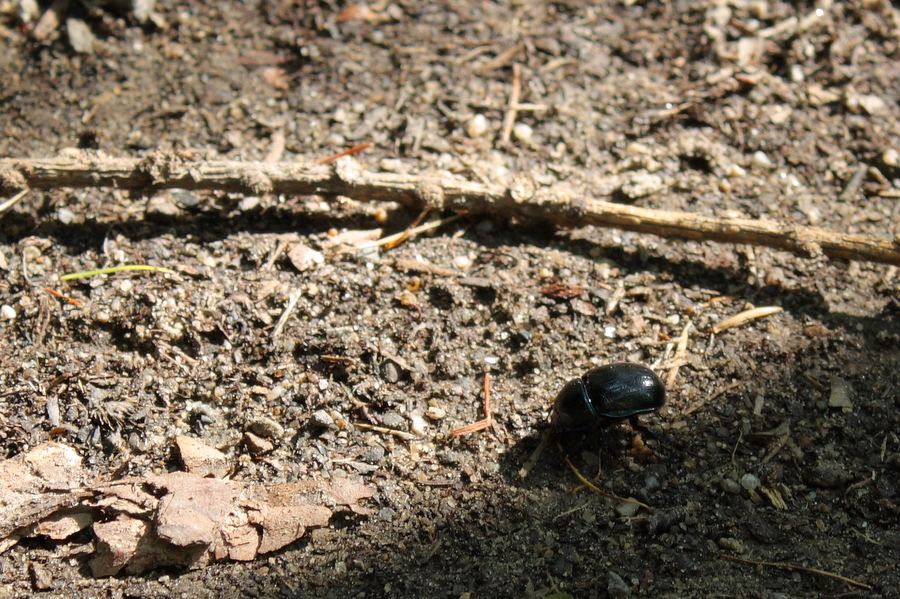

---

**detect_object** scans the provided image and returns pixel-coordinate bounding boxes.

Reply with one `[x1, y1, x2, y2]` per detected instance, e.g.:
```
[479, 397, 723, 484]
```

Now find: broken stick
[2, 152, 900, 266]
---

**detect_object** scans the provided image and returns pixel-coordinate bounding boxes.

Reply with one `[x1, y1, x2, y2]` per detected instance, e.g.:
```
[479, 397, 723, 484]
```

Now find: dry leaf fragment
[288, 242, 325, 271]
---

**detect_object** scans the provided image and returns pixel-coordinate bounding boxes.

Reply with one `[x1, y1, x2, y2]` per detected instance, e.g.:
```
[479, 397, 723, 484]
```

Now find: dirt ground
[2, 0, 900, 597]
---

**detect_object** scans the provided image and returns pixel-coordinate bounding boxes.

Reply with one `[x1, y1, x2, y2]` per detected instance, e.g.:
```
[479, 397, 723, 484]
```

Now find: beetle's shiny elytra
[551, 363, 665, 433]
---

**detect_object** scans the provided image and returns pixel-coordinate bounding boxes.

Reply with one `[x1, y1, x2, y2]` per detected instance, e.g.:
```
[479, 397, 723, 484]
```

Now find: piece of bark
[91, 477, 160, 517]
[175, 435, 231, 478]
[0, 442, 92, 546]
[152, 473, 243, 547]
[89, 472, 375, 575]
[90, 515, 206, 577]
[0, 443, 377, 576]
[32, 510, 93, 540]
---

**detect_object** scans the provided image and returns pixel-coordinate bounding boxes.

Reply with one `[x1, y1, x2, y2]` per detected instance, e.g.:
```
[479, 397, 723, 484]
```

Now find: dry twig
[712, 306, 784, 334]
[719, 553, 871, 590]
[450, 373, 493, 436]
[500, 64, 522, 144]
[564, 454, 650, 510]
[3, 153, 900, 266]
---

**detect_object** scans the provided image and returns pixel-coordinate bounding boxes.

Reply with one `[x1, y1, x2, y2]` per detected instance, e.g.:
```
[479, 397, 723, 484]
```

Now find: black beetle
[551, 363, 665, 438]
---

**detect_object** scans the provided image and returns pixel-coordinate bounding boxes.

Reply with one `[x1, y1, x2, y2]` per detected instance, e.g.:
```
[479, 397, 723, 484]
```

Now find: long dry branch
[2, 150, 899, 266]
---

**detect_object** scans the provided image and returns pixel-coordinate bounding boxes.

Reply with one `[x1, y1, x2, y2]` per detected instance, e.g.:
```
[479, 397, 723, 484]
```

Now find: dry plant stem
[719, 554, 871, 590]
[518, 428, 552, 479]
[316, 143, 372, 164]
[564, 454, 651, 510]
[4, 155, 900, 266]
[451, 373, 492, 436]
[501, 64, 522, 144]
[665, 321, 692, 389]
[271, 290, 301, 339]
[352, 422, 418, 441]
[712, 306, 784, 334]
[0, 189, 28, 214]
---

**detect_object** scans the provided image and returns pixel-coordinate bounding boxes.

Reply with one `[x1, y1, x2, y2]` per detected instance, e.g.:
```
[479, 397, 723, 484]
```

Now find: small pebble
[466, 114, 489, 138]
[325, 132, 346, 146]
[607, 571, 631, 599]
[1, 305, 16, 320]
[751, 151, 774, 169]
[310, 409, 335, 428]
[377, 506, 395, 521]
[615, 501, 640, 518]
[620, 172, 664, 199]
[426, 406, 446, 420]
[30, 562, 53, 591]
[883, 148, 900, 168]
[768, 104, 792, 124]
[513, 123, 533, 142]
[248, 417, 285, 439]
[740, 473, 761, 492]
[66, 18, 95, 54]
[725, 163, 746, 178]
[242, 431, 274, 455]
[858, 94, 887, 116]
[720, 478, 742, 494]
[266, 385, 286, 401]
[718, 537, 747, 554]
[828, 376, 853, 411]
[362, 445, 385, 464]
[288, 243, 324, 272]
[410, 415, 428, 436]
[57, 207, 78, 224]
[453, 255, 473, 270]
[381, 359, 402, 383]
[378, 412, 405, 429]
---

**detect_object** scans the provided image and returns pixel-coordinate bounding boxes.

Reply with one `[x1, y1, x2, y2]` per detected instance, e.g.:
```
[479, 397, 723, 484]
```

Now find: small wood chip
[712, 306, 783, 334]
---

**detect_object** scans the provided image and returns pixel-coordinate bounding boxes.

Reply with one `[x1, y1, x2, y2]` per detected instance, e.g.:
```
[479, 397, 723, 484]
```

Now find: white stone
[466, 114, 489, 138]
[410, 415, 428, 436]
[512, 123, 533, 142]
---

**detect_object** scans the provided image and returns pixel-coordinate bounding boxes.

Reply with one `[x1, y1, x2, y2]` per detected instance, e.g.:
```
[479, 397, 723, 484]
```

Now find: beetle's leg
[629, 417, 661, 440]
[598, 426, 614, 455]
[554, 430, 588, 461]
